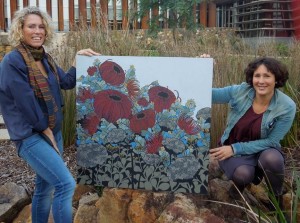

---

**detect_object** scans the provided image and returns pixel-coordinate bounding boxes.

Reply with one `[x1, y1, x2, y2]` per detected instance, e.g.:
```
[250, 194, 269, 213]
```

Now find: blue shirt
[212, 82, 296, 156]
[0, 49, 76, 142]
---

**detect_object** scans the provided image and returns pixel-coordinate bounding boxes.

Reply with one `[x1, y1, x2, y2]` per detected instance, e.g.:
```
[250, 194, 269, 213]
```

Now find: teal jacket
[212, 82, 296, 156]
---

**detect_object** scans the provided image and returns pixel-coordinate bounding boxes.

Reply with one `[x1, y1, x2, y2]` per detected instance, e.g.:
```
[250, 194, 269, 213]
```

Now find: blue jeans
[19, 131, 76, 223]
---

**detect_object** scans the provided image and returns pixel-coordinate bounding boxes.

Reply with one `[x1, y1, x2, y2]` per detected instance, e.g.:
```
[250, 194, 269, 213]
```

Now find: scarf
[16, 43, 60, 130]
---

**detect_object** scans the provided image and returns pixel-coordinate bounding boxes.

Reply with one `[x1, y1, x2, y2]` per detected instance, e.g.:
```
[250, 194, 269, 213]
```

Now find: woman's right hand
[210, 145, 234, 161]
[42, 127, 60, 154]
[73, 48, 101, 67]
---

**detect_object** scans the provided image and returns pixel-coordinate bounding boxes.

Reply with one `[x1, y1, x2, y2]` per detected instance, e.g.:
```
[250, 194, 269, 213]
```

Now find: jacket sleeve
[1, 53, 48, 132]
[212, 84, 241, 104]
[56, 65, 76, 90]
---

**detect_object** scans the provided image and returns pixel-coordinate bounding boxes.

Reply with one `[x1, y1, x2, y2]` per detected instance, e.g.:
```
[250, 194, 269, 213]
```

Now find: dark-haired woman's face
[253, 64, 275, 98]
[22, 14, 46, 48]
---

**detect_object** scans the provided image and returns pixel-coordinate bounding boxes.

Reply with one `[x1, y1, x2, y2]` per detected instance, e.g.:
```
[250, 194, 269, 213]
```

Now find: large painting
[76, 55, 213, 194]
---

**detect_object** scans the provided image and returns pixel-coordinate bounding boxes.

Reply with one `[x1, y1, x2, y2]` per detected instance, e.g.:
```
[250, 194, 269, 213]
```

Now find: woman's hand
[210, 145, 234, 161]
[42, 127, 60, 154]
[199, 54, 211, 58]
[73, 48, 101, 67]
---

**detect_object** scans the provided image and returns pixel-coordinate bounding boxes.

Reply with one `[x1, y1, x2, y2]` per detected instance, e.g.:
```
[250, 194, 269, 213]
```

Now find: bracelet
[230, 145, 234, 154]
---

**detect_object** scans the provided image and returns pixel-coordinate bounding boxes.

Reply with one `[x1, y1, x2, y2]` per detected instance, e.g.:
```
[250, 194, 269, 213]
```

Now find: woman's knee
[232, 165, 255, 185]
[258, 149, 284, 171]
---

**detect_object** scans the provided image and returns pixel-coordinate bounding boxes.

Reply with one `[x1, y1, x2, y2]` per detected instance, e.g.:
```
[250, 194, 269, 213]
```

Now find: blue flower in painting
[159, 148, 171, 167]
[197, 139, 204, 147]
[130, 141, 137, 148]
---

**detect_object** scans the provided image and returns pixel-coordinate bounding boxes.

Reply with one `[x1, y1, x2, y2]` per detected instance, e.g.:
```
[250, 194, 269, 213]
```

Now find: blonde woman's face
[22, 14, 46, 48]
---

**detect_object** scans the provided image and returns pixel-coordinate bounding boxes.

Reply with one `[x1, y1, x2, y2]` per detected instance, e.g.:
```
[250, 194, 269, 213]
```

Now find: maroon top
[225, 106, 263, 145]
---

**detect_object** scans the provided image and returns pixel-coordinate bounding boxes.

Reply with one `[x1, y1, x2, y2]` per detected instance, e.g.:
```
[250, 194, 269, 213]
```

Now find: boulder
[0, 182, 31, 223]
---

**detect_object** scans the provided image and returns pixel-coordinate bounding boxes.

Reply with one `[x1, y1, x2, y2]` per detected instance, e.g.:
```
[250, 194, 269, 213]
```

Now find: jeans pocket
[19, 134, 41, 156]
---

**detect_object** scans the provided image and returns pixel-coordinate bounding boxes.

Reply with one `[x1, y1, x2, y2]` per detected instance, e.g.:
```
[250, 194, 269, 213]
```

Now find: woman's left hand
[73, 48, 101, 66]
[210, 145, 234, 161]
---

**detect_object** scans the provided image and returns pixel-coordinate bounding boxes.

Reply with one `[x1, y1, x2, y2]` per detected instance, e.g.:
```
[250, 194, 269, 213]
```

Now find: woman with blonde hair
[0, 6, 99, 223]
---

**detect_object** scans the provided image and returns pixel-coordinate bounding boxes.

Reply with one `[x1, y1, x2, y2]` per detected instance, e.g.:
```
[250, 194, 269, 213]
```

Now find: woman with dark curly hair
[210, 57, 296, 216]
[0, 6, 99, 223]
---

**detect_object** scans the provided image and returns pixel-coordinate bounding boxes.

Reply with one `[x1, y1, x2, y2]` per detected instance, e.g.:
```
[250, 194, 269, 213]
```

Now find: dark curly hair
[244, 57, 289, 88]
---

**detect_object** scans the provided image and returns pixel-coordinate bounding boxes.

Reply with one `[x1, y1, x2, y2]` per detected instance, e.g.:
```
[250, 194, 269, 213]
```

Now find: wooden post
[46, 0, 52, 17]
[23, 0, 29, 7]
[141, 11, 149, 29]
[208, 2, 216, 27]
[113, 0, 117, 29]
[0, 0, 5, 31]
[69, 0, 75, 30]
[152, 2, 159, 26]
[200, 1, 207, 27]
[193, 4, 197, 24]
[122, 0, 128, 29]
[90, 0, 97, 28]
[79, 0, 87, 26]
[10, 0, 17, 19]
[58, 0, 64, 31]
[133, 0, 137, 29]
[100, 0, 108, 28]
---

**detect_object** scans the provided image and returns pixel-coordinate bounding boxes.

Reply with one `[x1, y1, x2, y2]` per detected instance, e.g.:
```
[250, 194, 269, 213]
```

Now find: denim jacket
[212, 82, 296, 156]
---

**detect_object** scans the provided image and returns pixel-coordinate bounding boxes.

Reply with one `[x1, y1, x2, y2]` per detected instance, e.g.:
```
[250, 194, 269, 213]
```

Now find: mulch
[0, 140, 77, 195]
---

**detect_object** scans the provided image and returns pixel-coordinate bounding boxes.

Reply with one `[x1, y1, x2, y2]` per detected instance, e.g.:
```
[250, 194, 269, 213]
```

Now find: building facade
[215, 0, 300, 40]
[0, 0, 299, 41]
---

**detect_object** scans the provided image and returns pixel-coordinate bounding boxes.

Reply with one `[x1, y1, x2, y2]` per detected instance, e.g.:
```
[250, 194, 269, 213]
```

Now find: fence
[0, 0, 217, 32]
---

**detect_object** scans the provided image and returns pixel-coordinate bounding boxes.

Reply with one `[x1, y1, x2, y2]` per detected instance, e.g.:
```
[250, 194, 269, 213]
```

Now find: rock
[78, 193, 99, 207]
[0, 182, 31, 223]
[74, 204, 98, 223]
[155, 193, 225, 223]
[12, 204, 55, 223]
[12, 204, 31, 223]
[73, 184, 96, 204]
[127, 190, 174, 223]
[95, 188, 133, 223]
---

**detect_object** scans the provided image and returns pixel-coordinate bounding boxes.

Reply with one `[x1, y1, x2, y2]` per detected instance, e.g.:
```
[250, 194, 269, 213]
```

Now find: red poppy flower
[99, 61, 125, 86]
[137, 97, 149, 107]
[129, 109, 156, 133]
[77, 87, 94, 102]
[81, 114, 100, 135]
[148, 86, 176, 112]
[126, 79, 140, 100]
[87, 66, 98, 76]
[178, 115, 201, 135]
[94, 89, 132, 123]
[146, 134, 163, 154]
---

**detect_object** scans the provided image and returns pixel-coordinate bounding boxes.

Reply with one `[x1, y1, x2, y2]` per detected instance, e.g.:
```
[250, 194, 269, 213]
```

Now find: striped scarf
[16, 43, 60, 130]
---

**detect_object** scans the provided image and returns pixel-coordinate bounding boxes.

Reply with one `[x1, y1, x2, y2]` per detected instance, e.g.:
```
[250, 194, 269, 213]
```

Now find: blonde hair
[8, 6, 54, 47]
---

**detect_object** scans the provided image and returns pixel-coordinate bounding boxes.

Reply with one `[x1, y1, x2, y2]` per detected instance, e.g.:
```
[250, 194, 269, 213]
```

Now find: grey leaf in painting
[77, 144, 108, 168]
[142, 153, 161, 166]
[167, 156, 200, 181]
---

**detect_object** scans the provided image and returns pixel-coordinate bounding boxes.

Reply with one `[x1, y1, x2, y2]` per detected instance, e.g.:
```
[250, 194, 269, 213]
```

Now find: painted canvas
[76, 55, 213, 194]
